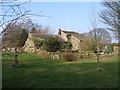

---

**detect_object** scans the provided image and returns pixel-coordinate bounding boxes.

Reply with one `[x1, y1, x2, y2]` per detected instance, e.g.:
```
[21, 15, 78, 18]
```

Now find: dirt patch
[101, 57, 112, 61]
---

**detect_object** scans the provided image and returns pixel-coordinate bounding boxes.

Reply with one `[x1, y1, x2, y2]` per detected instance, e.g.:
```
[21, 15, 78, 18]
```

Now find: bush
[72, 50, 79, 53]
[43, 37, 62, 52]
[62, 51, 78, 61]
[38, 51, 50, 59]
[42, 52, 50, 59]
[79, 54, 84, 59]
[61, 42, 72, 50]
[32, 36, 45, 49]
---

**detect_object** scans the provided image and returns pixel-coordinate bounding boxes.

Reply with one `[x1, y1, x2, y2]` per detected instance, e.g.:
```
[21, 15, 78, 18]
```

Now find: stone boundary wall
[36, 50, 109, 60]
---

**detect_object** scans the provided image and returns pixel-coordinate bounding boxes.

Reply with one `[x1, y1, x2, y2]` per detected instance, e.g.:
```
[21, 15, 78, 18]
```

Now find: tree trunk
[118, 13, 120, 56]
[95, 48, 104, 72]
[96, 51, 100, 68]
[13, 48, 18, 65]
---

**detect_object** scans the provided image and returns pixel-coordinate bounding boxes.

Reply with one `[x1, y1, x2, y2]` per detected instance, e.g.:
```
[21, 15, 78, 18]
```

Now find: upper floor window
[67, 35, 71, 42]
[80, 40, 83, 42]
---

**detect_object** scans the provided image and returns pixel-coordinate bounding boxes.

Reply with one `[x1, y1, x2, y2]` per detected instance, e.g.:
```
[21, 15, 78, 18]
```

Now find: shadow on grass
[2, 53, 118, 88]
[2, 66, 118, 88]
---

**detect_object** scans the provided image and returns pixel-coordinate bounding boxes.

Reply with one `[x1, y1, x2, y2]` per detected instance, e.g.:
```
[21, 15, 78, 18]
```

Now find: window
[80, 40, 83, 42]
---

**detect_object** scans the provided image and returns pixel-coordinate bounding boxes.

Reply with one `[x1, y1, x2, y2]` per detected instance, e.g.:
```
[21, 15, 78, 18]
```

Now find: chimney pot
[58, 29, 61, 35]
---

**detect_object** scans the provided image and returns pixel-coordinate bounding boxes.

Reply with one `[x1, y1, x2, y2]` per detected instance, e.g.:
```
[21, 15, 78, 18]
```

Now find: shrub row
[36, 50, 103, 62]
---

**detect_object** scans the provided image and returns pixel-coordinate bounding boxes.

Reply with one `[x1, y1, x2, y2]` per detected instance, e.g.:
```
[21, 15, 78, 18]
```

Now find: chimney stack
[58, 29, 61, 35]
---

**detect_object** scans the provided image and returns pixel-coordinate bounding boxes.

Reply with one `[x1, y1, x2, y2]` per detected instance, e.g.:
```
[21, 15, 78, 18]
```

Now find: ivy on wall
[32, 36, 45, 49]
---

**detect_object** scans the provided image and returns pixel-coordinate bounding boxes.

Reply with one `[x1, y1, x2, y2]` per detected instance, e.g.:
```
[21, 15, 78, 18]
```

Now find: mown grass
[2, 52, 119, 88]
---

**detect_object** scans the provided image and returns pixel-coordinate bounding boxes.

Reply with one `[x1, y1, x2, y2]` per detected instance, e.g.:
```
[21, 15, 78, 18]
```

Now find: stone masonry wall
[23, 33, 35, 53]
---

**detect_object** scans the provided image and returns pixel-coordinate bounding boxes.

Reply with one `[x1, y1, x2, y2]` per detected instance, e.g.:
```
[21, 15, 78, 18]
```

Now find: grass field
[2, 52, 119, 88]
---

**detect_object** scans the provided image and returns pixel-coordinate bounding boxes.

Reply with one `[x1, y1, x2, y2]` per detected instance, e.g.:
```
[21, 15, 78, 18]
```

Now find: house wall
[71, 36, 80, 50]
[24, 30, 82, 52]
[113, 46, 119, 52]
[23, 33, 35, 53]
[60, 31, 68, 42]
[59, 31, 81, 50]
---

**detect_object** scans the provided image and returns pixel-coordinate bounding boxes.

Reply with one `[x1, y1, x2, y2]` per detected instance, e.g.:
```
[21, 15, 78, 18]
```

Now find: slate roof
[62, 31, 79, 35]
[32, 33, 53, 40]
[62, 30, 85, 40]
[31, 33, 65, 42]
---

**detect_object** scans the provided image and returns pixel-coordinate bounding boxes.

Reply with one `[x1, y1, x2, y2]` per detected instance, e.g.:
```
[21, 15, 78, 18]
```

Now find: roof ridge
[62, 30, 79, 33]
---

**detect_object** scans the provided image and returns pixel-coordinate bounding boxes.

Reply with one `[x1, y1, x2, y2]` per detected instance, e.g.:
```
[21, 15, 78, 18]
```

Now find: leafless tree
[100, 0, 120, 56]
[80, 36, 94, 51]
[31, 25, 53, 35]
[0, 0, 50, 35]
[88, 28, 112, 43]
[89, 7, 103, 72]
[38, 25, 53, 35]
[2, 22, 28, 65]
[100, 1, 120, 39]
[0, 0, 50, 67]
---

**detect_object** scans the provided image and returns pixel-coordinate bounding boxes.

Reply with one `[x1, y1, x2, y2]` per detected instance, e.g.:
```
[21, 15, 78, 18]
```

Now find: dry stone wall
[23, 33, 35, 53]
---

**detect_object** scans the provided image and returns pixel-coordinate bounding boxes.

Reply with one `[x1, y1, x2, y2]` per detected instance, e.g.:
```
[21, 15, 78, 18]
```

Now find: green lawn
[2, 52, 119, 88]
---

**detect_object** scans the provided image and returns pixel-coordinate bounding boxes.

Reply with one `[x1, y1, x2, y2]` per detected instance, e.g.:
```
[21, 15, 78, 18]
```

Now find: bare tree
[100, 1, 120, 39]
[89, 7, 103, 71]
[100, 1, 120, 55]
[38, 25, 53, 35]
[0, 0, 50, 67]
[80, 36, 94, 51]
[31, 25, 53, 35]
[0, 0, 29, 35]
[88, 28, 112, 43]
[2, 22, 28, 66]
[83, 28, 112, 52]
[0, 0, 50, 35]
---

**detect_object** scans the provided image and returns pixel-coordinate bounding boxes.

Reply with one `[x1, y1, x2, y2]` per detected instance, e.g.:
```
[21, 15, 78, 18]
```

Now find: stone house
[23, 29, 85, 52]
[23, 33, 35, 53]
[23, 32, 65, 53]
[109, 43, 120, 53]
[99, 43, 120, 54]
[58, 29, 84, 50]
